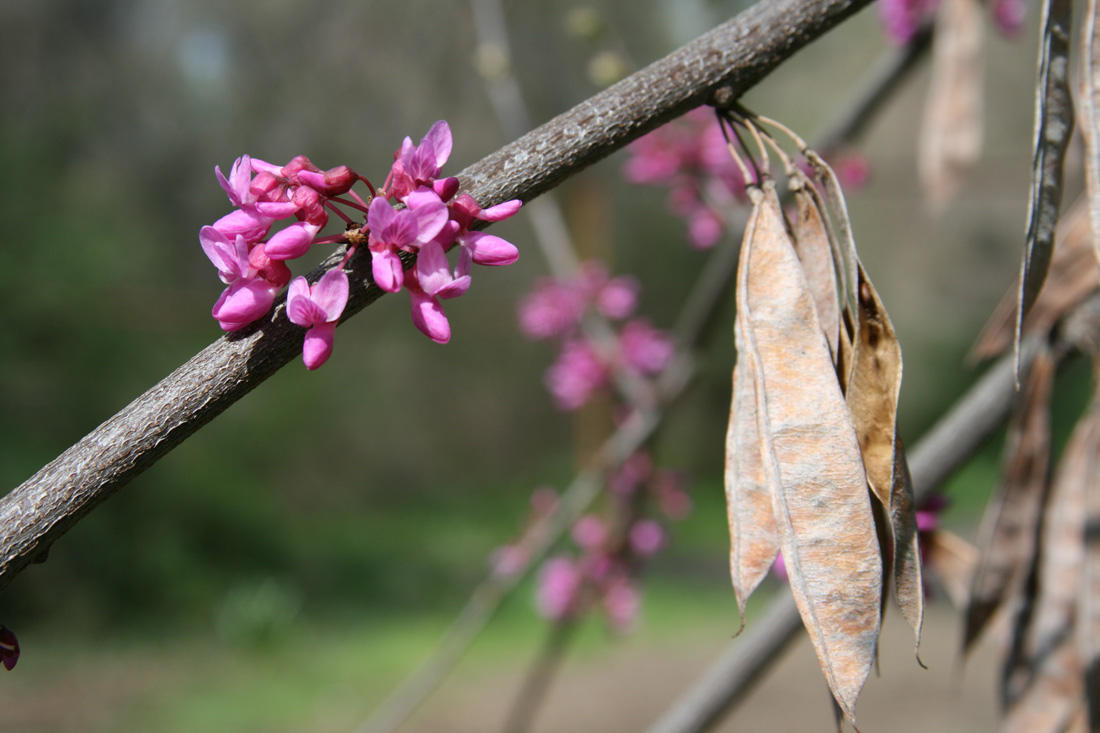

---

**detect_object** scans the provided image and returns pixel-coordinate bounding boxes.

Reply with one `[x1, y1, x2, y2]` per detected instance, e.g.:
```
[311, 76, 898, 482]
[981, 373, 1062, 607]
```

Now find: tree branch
[0, 0, 875, 593]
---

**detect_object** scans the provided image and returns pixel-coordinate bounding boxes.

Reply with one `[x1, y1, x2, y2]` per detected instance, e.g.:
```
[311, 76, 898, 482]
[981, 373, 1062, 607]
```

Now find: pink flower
[544, 338, 608, 410]
[448, 194, 522, 267]
[387, 120, 454, 201]
[200, 227, 253, 285]
[619, 319, 674, 375]
[367, 190, 449, 292]
[0, 626, 18, 671]
[877, 0, 939, 44]
[286, 269, 350, 370]
[595, 276, 639, 320]
[572, 515, 607, 550]
[403, 240, 470, 344]
[537, 557, 582, 621]
[518, 280, 587, 340]
[990, 0, 1025, 36]
[211, 278, 280, 332]
[264, 220, 323, 261]
[629, 520, 665, 557]
[602, 578, 640, 632]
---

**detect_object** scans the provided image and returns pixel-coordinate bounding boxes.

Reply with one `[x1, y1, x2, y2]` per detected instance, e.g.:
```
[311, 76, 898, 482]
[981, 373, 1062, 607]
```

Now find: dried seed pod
[919, 0, 985, 214]
[737, 179, 882, 724]
[964, 347, 1056, 655]
[725, 314, 779, 623]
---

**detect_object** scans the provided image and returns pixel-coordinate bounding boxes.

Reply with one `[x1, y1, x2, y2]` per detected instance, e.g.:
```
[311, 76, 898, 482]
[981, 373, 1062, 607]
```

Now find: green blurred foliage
[0, 0, 1048, 653]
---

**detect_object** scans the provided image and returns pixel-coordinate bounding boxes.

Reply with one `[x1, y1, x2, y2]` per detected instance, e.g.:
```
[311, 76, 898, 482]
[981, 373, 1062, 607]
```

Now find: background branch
[0, 0, 876, 594]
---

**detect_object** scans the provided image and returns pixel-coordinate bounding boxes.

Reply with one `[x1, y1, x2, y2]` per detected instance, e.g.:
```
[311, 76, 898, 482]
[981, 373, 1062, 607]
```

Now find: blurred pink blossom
[629, 520, 665, 557]
[544, 339, 609, 410]
[537, 557, 581, 621]
[572, 515, 607, 550]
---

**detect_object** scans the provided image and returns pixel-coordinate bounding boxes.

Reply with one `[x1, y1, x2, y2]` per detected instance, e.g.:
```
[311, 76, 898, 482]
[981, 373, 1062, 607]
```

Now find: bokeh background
[0, 0, 1074, 730]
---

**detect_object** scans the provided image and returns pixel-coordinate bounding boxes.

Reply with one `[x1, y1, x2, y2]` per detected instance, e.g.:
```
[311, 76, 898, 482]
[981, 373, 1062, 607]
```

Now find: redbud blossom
[629, 520, 665, 557]
[537, 557, 581, 621]
[602, 578, 641, 632]
[286, 269, 349, 370]
[572, 515, 607, 550]
[545, 339, 608, 411]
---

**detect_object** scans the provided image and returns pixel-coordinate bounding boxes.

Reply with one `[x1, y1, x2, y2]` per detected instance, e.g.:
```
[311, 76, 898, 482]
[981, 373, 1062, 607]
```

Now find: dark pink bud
[282, 155, 320, 183]
[0, 626, 19, 671]
[249, 171, 284, 200]
[433, 176, 460, 202]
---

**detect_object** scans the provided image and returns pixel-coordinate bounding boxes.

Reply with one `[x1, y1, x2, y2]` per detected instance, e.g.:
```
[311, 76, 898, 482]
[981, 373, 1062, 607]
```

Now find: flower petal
[371, 249, 404, 292]
[302, 322, 336, 370]
[409, 290, 451, 343]
[312, 269, 349, 321]
[424, 120, 452, 168]
[462, 231, 519, 266]
[264, 221, 319, 260]
[477, 199, 522, 222]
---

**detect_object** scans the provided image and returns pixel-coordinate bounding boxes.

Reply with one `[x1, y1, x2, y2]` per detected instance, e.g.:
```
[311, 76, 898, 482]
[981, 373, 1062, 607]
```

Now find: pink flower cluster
[622, 108, 749, 249]
[200, 121, 522, 369]
[878, 0, 1025, 45]
[524, 454, 691, 632]
[518, 262, 674, 411]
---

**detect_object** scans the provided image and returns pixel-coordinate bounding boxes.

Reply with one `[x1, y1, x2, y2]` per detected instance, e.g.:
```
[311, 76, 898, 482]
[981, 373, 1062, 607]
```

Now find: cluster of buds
[200, 121, 522, 369]
[494, 454, 691, 633]
[517, 262, 673, 410]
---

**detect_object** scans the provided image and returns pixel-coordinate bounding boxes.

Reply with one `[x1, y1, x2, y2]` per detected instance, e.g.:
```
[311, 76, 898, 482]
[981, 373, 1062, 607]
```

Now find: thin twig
[501, 620, 577, 733]
[814, 26, 934, 151]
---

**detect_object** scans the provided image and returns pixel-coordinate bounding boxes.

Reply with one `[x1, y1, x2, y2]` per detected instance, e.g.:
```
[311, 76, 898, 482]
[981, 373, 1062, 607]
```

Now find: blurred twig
[814, 25, 933, 150]
[501, 620, 576, 733]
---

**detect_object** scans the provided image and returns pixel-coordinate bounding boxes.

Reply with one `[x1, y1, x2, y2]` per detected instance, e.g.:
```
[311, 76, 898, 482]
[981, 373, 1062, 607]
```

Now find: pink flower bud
[629, 520, 665, 557]
[572, 515, 606, 550]
[0, 626, 19, 671]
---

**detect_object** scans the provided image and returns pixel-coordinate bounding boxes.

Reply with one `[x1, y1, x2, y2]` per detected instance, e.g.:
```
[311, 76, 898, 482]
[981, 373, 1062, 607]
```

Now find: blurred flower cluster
[200, 121, 522, 369]
[518, 261, 673, 411]
[494, 454, 691, 632]
[622, 108, 750, 249]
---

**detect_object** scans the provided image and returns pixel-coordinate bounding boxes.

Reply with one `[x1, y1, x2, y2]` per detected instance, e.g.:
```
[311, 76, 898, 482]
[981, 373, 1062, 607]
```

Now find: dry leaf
[925, 528, 978, 609]
[725, 316, 779, 622]
[964, 347, 1055, 654]
[737, 180, 882, 723]
[1002, 636, 1083, 733]
[971, 195, 1099, 362]
[890, 439, 924, 654]
[1080, 0, 1100, 269]
[846, 266, 903, 511]
[1016, 0, 1075, 381]
[1000, 391, 1091, 713]
[919, 0, 985, 214]
[1076, 384, 1100, 730]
